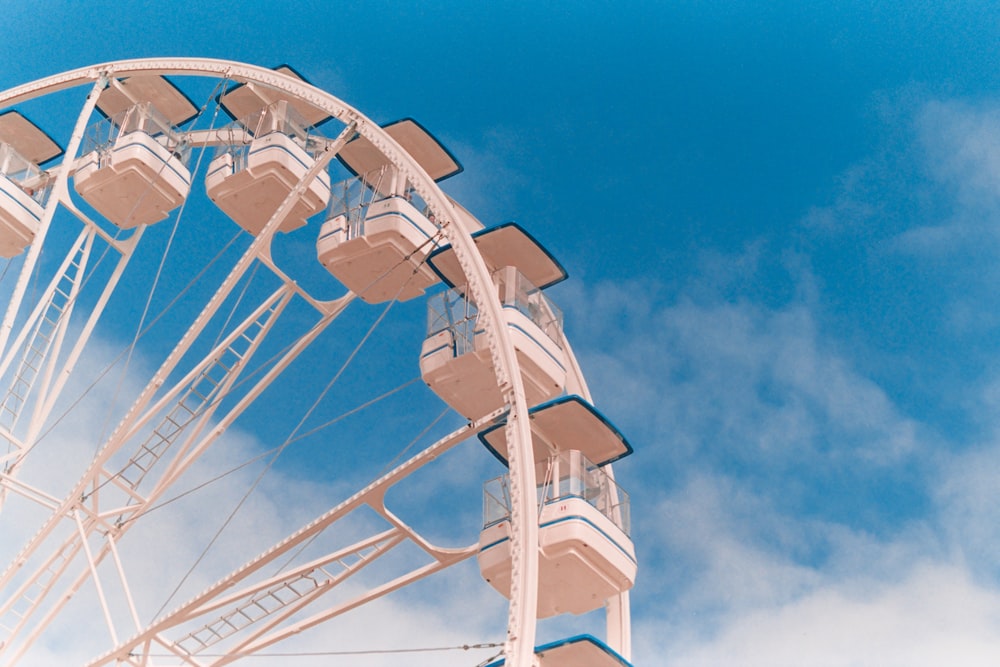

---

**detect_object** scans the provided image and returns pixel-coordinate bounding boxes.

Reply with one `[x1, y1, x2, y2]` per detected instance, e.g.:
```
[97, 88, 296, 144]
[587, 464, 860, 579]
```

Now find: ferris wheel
[0, 59, 637, 667]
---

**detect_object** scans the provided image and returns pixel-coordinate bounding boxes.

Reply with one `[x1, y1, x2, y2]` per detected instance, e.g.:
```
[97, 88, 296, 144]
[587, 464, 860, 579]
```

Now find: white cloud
[933, 436, 1000, 580]
[879, 98, 1000, 260]
[554, 151, 1000, 660]
[563, 269, 920, 474]
[916, 100, 1000, 211]
[627, 440, 1000, 666]
[646, 474, 823, 609]
[565, 92, 1000, 667]
[557, 267, 956, 664]
[660, 562, 1000, 667]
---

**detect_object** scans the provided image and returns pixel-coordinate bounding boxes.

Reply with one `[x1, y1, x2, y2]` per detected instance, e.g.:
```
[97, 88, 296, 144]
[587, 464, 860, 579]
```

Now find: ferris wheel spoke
[0, 250, 355, 645]
[0, 529, 85, 656]
[106, 285, 295, 500]
[0, 74, 153, 512]
[0, 471, 58, 511]
[0, 226, 143, 511]
[92, 541, 474, 667]
[86, 417, 489, 667]
[5, 531, 129, 667]
[148, 530, 410, 665]
[206, 551, 476, 667]
[0, 77, 104, 359]
[0, 284, 352, 658]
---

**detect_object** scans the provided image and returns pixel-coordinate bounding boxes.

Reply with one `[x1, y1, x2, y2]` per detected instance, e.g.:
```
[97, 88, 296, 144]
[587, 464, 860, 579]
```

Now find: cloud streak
[552, 91, 1000, 665]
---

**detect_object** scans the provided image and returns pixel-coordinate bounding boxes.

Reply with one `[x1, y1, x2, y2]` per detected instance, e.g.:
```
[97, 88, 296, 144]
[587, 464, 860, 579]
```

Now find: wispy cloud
[662, 562, 1000, 667]
[554, 91, 1000, 665]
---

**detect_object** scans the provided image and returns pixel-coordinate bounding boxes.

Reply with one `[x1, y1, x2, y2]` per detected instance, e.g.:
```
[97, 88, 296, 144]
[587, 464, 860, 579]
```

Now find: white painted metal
[558, 334, 633, 661]
[96, 75, 198, 126]
[0, 225, 143, 510]
[0, 59, 629, 667]
[478, 396, 631, 466]
[0, 77, 105, 378]
[0, 79, 113, 515]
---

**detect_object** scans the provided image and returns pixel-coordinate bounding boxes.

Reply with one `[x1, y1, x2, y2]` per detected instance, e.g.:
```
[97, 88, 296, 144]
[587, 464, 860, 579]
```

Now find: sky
[3, 1, 1000, 665]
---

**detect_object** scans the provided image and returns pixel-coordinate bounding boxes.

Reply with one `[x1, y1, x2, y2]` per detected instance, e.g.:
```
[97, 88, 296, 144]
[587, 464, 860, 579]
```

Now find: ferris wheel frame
[0, 58, 631, 667]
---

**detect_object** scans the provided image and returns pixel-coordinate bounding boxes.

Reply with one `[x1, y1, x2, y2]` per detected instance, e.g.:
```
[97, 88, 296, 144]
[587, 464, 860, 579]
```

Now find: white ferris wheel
[0, 59, 637, 667]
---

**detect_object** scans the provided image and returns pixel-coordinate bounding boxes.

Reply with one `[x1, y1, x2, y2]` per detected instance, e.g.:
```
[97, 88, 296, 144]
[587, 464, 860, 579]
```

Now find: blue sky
[4, 1, 1000, 665]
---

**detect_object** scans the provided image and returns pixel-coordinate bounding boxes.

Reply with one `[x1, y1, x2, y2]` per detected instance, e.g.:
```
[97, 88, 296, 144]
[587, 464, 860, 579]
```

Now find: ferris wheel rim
[0, 58, 526, 408]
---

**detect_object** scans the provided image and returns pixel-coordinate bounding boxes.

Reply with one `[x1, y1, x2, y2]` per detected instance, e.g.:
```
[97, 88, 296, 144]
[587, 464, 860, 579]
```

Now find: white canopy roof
[218, 65, 331, 128]
[337, 118, 462, 182]
[97, 75, 198, 126]
[427, 222, 567, 291]
[479, 395, 633, 467]
[0, 111, 63, 165]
